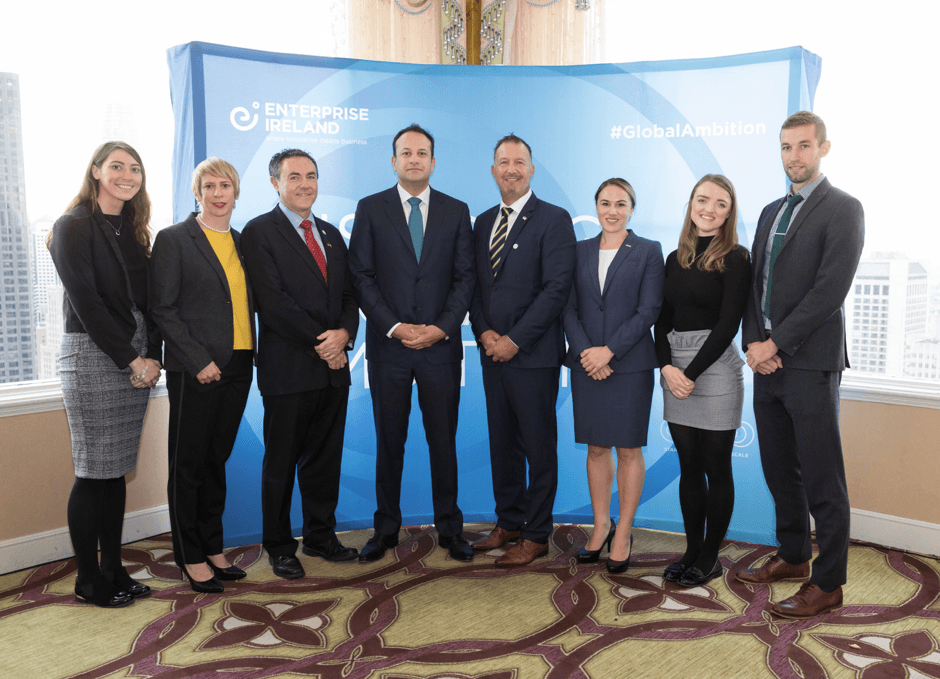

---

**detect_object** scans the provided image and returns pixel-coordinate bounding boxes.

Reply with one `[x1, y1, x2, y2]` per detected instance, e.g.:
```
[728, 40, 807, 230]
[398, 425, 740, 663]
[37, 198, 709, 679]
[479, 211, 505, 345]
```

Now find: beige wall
[0, 395, 936, 546]
[841, 399, 940, 525]
[0, 396, 169, 542]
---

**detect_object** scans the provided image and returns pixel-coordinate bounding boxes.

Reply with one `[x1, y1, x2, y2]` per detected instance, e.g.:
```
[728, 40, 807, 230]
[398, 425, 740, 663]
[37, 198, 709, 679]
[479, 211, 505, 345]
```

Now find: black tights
[67, 476, 127, 591]
[668, 423, 736, 574]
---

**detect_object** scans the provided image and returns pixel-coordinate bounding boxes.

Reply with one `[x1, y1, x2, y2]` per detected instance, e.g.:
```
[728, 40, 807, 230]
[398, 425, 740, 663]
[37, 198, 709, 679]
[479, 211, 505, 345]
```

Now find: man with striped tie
[469, 134, 576, 567]
[349, 124, 476, 563]
[738, 111, 864, 618]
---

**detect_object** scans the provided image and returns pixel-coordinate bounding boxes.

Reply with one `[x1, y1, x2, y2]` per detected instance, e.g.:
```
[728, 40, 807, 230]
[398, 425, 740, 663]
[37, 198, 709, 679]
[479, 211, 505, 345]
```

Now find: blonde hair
[192, 157, 241, 210]
[676, 174, 745, 272]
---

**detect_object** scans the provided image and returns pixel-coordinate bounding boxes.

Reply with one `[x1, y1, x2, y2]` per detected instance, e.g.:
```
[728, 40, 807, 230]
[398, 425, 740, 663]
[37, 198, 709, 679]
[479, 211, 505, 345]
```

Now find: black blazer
[348, 186, 475, 365]
[469, 193, 576, 369]
[49, 204, 161, 368]
[742, 178, 864, 371]
[150, 213, 256, 375]
[240, 205, 359, 396]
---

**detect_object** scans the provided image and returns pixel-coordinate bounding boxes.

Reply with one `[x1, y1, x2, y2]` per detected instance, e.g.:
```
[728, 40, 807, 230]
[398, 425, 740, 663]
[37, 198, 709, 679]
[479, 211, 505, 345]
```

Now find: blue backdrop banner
[166, 42, 821, 547]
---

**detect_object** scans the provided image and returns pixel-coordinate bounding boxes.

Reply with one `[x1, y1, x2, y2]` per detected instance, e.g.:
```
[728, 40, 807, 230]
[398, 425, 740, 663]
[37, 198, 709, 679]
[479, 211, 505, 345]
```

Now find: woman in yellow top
[151, 158, 255, 592]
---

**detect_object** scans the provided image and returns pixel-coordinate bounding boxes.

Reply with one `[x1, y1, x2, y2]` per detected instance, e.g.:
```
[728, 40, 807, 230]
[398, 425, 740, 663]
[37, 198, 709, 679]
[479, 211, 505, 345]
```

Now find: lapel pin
[522, 216, 527, 220]
[513, 244, 519, 249]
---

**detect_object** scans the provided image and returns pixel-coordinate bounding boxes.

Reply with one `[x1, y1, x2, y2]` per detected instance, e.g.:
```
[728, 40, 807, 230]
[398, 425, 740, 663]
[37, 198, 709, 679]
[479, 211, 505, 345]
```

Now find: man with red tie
[241, 149, 360, 579]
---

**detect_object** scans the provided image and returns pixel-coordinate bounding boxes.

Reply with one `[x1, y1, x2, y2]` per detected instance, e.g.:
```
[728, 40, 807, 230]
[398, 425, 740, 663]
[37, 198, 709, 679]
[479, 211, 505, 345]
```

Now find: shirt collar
[397, 183, 431, 207]
[500, 189, 533, 215]
[789, 173, 825, 201]
[279, 202, 313, 230]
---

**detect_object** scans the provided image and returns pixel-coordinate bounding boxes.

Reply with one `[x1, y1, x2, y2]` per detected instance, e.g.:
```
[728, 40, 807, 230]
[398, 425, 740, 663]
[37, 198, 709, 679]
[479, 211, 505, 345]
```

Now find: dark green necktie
[763, 194, 803, 318]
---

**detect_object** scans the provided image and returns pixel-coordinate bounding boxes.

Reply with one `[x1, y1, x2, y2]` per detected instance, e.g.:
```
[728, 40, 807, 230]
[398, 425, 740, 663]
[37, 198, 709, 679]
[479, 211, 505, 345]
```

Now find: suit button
[413, 306, 418, 311]
[492, 285, 497, 291]
[599, 306, 603, 311]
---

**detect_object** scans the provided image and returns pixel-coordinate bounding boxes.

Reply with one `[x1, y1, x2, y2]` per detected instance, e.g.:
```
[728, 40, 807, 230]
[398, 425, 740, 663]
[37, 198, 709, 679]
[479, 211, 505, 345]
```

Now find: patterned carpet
[1, 525, 939, 679]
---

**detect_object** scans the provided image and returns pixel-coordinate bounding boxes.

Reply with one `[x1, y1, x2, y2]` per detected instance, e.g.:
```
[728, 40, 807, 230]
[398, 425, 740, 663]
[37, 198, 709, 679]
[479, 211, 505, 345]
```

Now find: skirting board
[1, 505, 936, 576]
[0, 504, 170, 575]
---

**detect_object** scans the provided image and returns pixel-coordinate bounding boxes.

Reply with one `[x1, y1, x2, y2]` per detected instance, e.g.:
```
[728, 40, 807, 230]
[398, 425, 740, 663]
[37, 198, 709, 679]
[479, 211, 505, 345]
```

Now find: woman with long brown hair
[654, 174, 751, 588]
[48, 141, 162, 608]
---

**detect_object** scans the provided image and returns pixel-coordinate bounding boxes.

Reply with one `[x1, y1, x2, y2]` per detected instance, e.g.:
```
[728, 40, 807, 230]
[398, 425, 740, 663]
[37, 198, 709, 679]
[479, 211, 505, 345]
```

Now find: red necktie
[300, 219, 328, 283]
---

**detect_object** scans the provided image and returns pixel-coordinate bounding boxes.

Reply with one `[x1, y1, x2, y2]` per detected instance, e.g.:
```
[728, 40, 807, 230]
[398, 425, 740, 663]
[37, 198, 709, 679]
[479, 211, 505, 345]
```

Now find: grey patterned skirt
[661, 329, 745, 431]
[59, 307, 152, 479]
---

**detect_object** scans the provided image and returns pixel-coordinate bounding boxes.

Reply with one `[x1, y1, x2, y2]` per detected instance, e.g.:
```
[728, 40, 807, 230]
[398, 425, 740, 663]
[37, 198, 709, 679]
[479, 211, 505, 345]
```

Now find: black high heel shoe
[577, 520, 617, 564]
[181, 567, 224, 593]
[106, 567, 152, 598]
[74, 578, 134, 608]
[209, 562, 247, 581]
[606, 534, 634, 574]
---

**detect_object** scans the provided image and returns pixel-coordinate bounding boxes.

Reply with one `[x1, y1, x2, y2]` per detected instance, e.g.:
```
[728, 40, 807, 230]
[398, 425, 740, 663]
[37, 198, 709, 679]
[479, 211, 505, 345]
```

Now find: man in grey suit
[736, 111, 864, 618]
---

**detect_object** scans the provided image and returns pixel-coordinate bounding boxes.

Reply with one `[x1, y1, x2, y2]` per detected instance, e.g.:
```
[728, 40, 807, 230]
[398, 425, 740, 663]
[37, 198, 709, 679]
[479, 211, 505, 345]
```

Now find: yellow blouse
[203, 228, 252, 350]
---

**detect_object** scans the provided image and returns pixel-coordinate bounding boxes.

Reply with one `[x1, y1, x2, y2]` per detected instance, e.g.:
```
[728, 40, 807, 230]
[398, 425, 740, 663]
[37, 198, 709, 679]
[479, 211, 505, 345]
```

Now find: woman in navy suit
[562, 178, 664, 573]
[151, 158, 254, 593]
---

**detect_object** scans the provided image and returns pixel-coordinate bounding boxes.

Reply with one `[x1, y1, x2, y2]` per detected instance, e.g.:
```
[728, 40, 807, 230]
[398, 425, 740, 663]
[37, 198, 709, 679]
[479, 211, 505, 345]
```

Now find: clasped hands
[745, 339, 783, 375]
[316, 328, 352, 369]
[479, 329, 519, 362]
[661, 364, 693, 399]
[393, 323, 445, 350]
[129, 356, 162, 388]
[580, 345, 615, 381]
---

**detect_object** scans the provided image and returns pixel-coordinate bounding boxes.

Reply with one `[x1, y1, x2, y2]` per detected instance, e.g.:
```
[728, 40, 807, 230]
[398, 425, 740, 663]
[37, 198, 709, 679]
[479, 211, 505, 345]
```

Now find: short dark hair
[392, 124, 435, 157]
[269, 149, 318, 180]
[781, 111, 827, 144]
[493, 134, 532, 162]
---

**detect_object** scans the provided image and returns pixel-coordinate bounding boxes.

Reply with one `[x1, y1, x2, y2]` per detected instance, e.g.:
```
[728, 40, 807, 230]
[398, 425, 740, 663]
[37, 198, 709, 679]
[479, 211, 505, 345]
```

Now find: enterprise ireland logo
[229, 102, 369, 135]
[609, 121, 768, 140]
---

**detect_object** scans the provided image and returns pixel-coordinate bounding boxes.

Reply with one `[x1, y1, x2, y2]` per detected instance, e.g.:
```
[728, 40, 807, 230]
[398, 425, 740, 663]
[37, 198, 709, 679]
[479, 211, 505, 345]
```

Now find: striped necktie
[490, 207, 512, 274]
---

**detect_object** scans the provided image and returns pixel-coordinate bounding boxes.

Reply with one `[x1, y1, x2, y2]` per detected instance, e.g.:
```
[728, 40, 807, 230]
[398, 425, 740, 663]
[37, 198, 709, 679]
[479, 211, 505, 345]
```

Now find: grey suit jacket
[150, 212, 255, 375]
[742, 177, 864, 371]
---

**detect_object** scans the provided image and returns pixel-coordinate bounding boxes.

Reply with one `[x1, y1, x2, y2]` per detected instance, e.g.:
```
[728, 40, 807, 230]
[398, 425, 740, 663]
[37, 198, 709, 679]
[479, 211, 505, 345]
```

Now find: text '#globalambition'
[610, 121, 768, 139]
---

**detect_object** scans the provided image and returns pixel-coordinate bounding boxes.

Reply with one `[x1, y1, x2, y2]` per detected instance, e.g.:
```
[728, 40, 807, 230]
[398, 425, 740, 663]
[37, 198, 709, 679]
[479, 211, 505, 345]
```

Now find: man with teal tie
[739, 111, 864, 619]
[349, 124, 476, 563]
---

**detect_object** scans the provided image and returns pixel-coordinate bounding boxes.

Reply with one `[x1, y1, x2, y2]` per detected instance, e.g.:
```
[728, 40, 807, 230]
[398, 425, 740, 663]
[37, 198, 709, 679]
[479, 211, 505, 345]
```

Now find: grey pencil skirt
[59, 307, 152, 479]
[662, 329, 745, 431]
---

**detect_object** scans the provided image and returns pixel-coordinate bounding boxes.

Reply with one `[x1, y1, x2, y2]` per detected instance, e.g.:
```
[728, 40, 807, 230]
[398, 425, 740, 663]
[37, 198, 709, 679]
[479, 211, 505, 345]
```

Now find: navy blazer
[348, 186, 474, 365]
[49, 204, 161, 368]
[562, 230, 664, 375]
[742, 178, 864, 371]
[150, 213, 256, 376]
[469, 193, 576, 369]
[240, 206, 359, 396]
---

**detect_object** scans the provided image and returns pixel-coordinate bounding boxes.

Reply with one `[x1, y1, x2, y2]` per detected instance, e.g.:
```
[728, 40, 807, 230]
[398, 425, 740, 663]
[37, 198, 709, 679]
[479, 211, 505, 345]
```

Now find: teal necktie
[764, 194, 804, 318]
[407, 196, 423, 262]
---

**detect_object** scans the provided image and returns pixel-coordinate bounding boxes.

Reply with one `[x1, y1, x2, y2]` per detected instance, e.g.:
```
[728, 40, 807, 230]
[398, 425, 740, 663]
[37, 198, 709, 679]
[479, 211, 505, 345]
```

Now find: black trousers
[167, 351, 253, 568]
[368, 359, 463, 537]
[481, 363, 560, 543]
[261, 383, 349, 557]
[753, 367, 850, 590]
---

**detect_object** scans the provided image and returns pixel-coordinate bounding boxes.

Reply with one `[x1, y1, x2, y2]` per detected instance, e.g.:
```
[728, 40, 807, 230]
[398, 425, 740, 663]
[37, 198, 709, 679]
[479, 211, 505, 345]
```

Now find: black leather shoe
[303, 537, 359, 562]
[181, 568, 224, 593]
[606, 534, 633, 574]
[359, 532, 399, 563]
[209, 563, 247, 581]
[662, 561, 689, 583]
[75, 579, 134, 608]
[578, 520, 616, 564]
[268, 554, 305, 580]
[106, 567, 152, 598]
[677, 561, 723, 588]
[439, 534, 474, 562]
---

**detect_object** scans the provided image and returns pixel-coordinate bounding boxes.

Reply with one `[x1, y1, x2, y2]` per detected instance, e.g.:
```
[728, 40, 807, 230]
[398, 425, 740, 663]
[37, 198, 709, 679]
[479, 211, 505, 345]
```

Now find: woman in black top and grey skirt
[654, 174, 751, 588]
[48, 141, 162, 608]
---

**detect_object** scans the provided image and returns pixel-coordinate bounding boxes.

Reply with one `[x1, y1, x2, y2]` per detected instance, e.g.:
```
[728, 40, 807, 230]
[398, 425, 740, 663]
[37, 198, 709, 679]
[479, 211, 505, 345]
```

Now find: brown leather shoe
[735, 555, 810, 584]
[771, 583, 843, 619]
[494, 539, 548, 567]
[472, 526, 521, 551]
